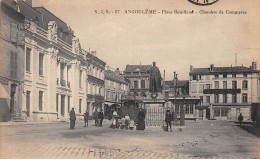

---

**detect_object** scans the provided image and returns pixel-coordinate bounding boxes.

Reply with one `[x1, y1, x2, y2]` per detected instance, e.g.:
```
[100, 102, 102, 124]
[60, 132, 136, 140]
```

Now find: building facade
[165, 73, 200, 120]
[123, 65, 151, 97]
[14, 0, 105, 121]
[189, 63, 260, 121]
[86, 51, 106, 117]
[0, 0, 25, 122]
[104, 68, 130, 118]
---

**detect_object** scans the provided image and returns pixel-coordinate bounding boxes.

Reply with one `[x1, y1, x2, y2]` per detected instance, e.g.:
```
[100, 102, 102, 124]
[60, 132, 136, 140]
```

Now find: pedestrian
[238, 113, 244, 126]
[69, 108, 76, 129]
[125, 114, 130, 130]
[93, 109, 98, 126]
[100, 111, 104, 127]
[165, 110, 172, 132]
[83, 111, 89, 127]
[121, 117, 125, 129]
[137, 108, 145, 130]
[110, 110, 118, 128]
[129, 118, 135, 130]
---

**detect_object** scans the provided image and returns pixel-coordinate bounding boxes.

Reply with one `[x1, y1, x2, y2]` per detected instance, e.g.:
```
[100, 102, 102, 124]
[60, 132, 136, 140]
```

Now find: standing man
[84, 111, 89, 127]
[69, 108, 76, 129]
[238, 113, 244, 126]
[100, 111, 104, 127]
[165, 110, 172, 132]
[137, 108, 145, 130]
[93, 109, 98, 126]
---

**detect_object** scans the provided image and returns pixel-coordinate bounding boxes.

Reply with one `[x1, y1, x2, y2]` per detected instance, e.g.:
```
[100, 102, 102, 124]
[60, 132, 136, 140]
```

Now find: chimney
[190, 65, 193, 72]
[174, 71, 176, 79]
[115, 68, 120, 75]
[252, 62, 257, 70]
[90, 51, 96, 56]
[24, 0, 32, 6]
[210, 64, 214, 71]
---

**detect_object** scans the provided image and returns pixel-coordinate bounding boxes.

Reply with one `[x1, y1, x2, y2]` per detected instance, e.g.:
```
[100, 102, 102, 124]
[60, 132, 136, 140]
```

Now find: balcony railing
[203, 89, 241, 94]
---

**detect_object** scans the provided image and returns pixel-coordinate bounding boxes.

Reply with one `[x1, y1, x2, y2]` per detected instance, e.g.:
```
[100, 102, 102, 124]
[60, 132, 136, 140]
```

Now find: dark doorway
[26, 91, 30, 117]
[206, 109, 210, 119]
[61, 95, 65, 117]
[10, 83, 17, 114]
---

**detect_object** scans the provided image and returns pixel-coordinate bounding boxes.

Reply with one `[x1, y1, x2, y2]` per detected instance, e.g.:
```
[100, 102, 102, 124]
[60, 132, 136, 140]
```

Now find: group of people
[110, 111, 135, 130]
[68, 108, 104, 129]
[92, 110, 104, 127]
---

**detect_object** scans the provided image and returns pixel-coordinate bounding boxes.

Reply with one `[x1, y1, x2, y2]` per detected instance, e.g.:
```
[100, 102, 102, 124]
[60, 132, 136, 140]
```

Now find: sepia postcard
[0, 0, 260, 159]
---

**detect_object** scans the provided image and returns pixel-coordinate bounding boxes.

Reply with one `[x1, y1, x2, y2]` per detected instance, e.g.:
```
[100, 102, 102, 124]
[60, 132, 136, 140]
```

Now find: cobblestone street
[0, 120, 259, 159]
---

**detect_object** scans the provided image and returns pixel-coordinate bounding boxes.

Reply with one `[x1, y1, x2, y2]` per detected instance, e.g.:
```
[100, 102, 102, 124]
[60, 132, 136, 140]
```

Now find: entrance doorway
[10, 83, 17, 114]
[199, 109, 204, 120]
[206, 109, 210, 119]
[61, 95, 65, 117]
[26, 91, 30, 117]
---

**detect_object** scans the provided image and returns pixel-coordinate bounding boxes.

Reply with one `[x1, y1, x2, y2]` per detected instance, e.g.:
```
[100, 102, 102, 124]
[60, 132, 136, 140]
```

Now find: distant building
[0, 0, 25, 121]
[104, 68, 130, 118]
[123, 65, 151, 97]
[189, 63, 260, 121]
[165, 73, 200, 120]
[86, 51, 106, 117]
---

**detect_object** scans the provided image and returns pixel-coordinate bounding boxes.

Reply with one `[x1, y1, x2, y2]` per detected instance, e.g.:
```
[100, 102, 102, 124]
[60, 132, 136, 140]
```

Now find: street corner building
[0, 0, 106, 122]
[189, 63, 260, 121]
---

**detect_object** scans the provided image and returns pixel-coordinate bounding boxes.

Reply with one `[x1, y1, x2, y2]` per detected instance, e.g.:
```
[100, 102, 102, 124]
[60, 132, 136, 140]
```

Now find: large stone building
[0, 0, 26, 121]
[10, 0, 106, 121]
[189, 63, 260, 121]
[104, 68, 130, 118]
[123, 64, 151, 97]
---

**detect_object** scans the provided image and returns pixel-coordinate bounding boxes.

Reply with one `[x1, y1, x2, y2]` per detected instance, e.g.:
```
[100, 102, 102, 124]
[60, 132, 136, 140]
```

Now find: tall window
[243, 73, 247, 78]
[214, 94, 219, 103]
[204, 84, 210, 89]
[223, 94, 227, 103]
[232, 94, 237, 103]
[141, 80, 145, 89]
[190, 105, 194, 114]
[223, 81, 227, 89]
[223, 74, 227, 78]
[206, 96, 210, 104]
[185, 105, 189, 114]
[79, 70, 82, 88]
[10, 52, 17, 78]
[200, 96, 203, 105]
[39, 53, 44, 76]
[232, 74, 236, 78]
[242, 93, 248, 103]
[106, 90, 110, 100]
[215, 75, 219, 79]
[68, 96, 70, 113]
[215, 81, 219, 89]
[134, 81, 138, 89]
[232, 81, 237, 89]
[242, 80, 248, 90]
[79, 99, 82, 113]
[39, 91, 43, 111]
[26, 48, 31, 72]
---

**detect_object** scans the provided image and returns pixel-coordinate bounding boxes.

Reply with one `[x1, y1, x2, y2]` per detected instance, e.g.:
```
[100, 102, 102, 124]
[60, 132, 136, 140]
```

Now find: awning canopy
[0, 83, 10, 99]
[104, 102, 120, 107]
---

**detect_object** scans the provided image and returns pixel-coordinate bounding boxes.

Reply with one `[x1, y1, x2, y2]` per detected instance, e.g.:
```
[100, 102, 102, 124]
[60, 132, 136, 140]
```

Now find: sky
[32, 0, 260, 80]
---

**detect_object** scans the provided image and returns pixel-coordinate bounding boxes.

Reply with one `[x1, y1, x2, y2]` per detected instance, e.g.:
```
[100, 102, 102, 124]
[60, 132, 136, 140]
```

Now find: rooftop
[190, 66, 260, 75]
[124, 65, 151, 73]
